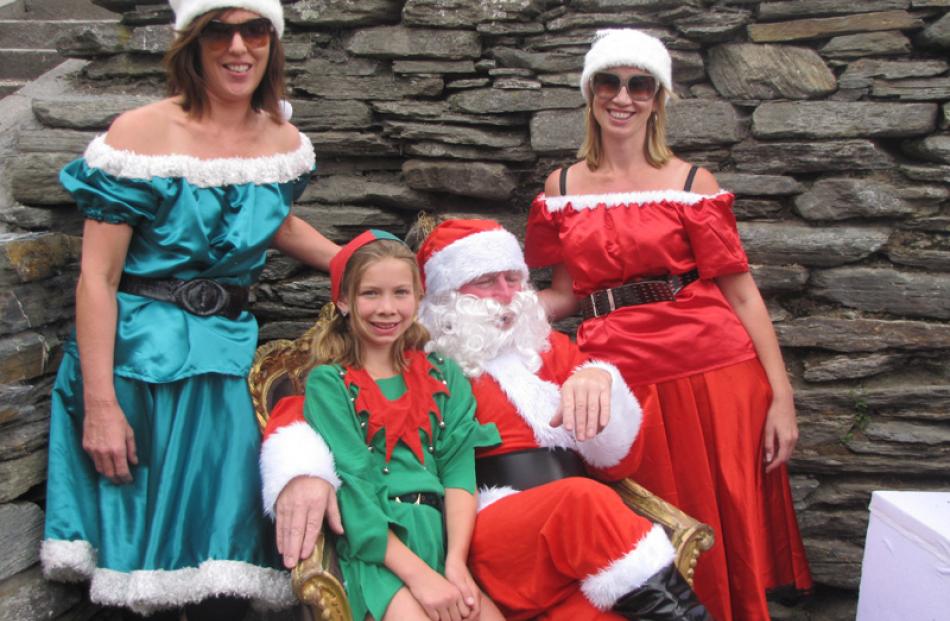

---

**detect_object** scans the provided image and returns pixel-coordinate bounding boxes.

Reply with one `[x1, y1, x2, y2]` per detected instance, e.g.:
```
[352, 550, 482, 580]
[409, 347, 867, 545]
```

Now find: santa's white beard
[420, 289, 551, 377]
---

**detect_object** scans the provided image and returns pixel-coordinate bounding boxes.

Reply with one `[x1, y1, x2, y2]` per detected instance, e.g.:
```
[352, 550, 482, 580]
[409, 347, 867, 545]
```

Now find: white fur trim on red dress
[259, 421, 341, 518]
[574, 360, 641, 468]
[544, 190, 732, 213]
[41, 539, 295, 614]
[580, 524, 676, 610]
[423, 228, 529, 297]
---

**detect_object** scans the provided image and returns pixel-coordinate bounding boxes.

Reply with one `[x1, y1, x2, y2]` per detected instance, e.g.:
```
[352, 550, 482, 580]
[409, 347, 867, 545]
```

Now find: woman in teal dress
[39, 1, 338, 618]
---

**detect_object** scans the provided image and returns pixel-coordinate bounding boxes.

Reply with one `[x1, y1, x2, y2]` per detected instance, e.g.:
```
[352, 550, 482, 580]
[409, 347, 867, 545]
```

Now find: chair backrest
[248, 303, 336, 431]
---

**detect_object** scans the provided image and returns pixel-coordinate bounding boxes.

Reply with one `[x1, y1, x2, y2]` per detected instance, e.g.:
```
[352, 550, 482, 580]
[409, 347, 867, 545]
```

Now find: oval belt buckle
[174, 279, 228, 316]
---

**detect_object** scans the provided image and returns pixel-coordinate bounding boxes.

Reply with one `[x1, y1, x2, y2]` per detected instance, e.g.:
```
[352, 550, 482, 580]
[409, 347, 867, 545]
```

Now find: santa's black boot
[612, 564, 713, 621]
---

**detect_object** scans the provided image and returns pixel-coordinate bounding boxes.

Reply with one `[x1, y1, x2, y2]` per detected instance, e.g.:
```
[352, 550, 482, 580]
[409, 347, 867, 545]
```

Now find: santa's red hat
[417, 219, 529, 297]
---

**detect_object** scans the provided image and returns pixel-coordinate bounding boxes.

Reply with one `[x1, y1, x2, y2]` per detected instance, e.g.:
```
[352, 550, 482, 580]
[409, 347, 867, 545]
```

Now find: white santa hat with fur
[416, 218, 529, 298]
[169, 0, 285, 37]
[580, 28, 673, 103]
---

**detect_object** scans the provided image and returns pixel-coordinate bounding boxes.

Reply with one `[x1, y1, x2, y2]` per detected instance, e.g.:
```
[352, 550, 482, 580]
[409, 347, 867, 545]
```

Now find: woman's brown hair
[309, 240, 429, 373]
[577, 86, 674, 170]
[163, 9, 286, 120]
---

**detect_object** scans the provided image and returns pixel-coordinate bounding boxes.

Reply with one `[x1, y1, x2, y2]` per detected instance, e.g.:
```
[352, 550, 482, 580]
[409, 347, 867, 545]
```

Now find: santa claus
[261, 219, 711, 620]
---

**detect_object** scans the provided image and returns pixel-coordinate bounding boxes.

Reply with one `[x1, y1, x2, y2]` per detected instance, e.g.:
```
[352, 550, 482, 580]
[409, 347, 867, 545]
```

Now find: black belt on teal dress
[119, 274, 249, 320]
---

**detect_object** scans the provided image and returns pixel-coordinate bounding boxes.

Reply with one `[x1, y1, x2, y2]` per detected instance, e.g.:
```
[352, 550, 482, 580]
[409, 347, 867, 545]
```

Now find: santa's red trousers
[469, 477, 656, 621]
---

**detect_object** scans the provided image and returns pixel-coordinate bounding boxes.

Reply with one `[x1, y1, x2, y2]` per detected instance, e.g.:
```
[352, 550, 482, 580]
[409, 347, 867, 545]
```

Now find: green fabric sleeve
[303, 365, 404, 564]
[431, 356, 500, 493]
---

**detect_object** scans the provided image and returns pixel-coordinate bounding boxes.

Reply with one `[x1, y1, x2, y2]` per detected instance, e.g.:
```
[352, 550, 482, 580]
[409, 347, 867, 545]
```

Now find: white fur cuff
[260, 421, 341, 518]
[476, 485, 521, 512]
[580, 524, 676, 610]
[574, 360, 641, 468]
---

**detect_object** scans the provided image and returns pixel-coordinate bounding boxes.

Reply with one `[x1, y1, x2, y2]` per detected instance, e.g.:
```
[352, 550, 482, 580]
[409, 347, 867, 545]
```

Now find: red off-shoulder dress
[526, 188, 813, 621]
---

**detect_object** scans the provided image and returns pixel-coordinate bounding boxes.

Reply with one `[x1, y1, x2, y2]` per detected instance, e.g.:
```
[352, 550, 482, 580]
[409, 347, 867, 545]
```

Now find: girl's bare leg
[478, 590, 506, 621]
[380, 587, 431, 621]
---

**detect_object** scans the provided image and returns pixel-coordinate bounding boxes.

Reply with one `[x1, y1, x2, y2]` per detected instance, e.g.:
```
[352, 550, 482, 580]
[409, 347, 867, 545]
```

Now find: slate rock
[402, 160, 517, 200]
[811, 267, 950, 319]
[0, 503, 43, 582]
[738, 222, 889, 266]
[748, 10, 923, 43]
[708, 44, 836, 100]
[733, 140, 894, 174]
[776, 316, 950, 352]
[752, 101, 936, 139]
[794, 178, 915, 220]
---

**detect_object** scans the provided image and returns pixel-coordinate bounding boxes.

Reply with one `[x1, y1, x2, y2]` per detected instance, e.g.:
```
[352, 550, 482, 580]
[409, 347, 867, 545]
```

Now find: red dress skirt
[631, 358, 813, 621]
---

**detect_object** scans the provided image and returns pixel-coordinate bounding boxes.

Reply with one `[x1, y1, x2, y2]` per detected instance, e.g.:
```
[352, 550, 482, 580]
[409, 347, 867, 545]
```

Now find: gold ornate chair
[249, 304, 714, 621]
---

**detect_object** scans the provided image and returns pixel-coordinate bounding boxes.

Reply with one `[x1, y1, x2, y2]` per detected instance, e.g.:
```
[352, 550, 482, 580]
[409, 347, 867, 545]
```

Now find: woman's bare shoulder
[543, 161, 584, 197]
[104, 99, 180, 153]
[268, 117, 303, 152]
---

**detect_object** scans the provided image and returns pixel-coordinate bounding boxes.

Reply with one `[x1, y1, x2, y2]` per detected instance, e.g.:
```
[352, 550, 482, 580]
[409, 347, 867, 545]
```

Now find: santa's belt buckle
[173, 279, 229, 316]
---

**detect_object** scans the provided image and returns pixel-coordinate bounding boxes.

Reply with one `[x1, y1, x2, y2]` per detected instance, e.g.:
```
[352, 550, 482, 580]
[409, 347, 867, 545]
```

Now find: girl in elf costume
[300, 229, 505, 621]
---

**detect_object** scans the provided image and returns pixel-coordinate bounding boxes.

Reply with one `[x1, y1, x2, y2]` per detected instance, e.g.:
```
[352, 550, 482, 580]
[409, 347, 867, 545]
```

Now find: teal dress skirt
[41, 134, 315, 614]
[303, 353, 500, 621]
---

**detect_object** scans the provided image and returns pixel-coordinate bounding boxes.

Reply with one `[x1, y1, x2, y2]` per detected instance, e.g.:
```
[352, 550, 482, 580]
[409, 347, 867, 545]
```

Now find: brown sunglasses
[591, 72, 659, 102]
[199, 18, 273, 52]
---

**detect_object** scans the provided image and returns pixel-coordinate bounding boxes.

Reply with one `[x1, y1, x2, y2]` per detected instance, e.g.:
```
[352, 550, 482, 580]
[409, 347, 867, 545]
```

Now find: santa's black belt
[476, 447, 586, 491]
[119, 274, 249, 320]
[580, 268, 700, 320]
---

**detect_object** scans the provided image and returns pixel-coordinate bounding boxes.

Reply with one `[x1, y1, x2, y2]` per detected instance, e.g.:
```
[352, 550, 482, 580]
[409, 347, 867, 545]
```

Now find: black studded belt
[391, 492, 443, 511]
[476, 447, 586, 491]
[118, 274, 249, 320]
[579, 268, 700, 320]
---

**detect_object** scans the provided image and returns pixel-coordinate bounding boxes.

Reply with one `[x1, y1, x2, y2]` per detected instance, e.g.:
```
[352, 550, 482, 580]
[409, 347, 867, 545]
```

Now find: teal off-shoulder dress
[41, 134, 315, 614]
[303, 351, 500, 621]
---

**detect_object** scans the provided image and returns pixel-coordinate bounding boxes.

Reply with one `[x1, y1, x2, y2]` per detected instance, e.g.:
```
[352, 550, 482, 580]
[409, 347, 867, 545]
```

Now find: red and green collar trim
[344, 350, 449, 464]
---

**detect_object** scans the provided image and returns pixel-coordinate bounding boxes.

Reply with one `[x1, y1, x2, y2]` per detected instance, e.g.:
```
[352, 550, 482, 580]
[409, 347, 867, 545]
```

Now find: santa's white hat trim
[260, 421, 341, 518]
[580, 29, 672, 103]
[574, 360, 641, 469]
[170, 0, 285, 37]
[544, 190, 732, 213]
[423, 228, 529, 297]
[581, 524, 676, 610]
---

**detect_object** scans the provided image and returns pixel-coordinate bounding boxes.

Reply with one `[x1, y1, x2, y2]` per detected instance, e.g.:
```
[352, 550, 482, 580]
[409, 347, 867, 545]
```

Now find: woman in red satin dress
[525, 29, 813, 621]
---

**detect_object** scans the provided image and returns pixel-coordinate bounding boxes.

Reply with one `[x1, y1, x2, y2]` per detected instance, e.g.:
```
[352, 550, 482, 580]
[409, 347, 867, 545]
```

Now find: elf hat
[416, 219, 528, 298]
[169, 0, 285, 38]
[580, 28, 672, 103]
[330, 229, 404, 303]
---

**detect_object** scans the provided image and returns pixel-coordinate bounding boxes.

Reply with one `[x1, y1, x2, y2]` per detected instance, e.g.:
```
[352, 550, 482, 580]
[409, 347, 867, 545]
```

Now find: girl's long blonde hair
[577, 87, 674, 170]
[309, 239, 429, 373]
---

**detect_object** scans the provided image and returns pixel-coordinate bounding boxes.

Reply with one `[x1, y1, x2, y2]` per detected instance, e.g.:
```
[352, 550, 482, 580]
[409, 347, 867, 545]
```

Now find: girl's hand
[763, 393, 799, 474]
[444, 557, 480, 619]
[82, 399, 137, 484]
[407, 568, 469, 621]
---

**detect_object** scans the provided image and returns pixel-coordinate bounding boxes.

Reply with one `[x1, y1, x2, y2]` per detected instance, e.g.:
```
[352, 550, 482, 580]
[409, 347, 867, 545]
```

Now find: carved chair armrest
[610, 478, 715, 586]
[292, 533, 352, 621]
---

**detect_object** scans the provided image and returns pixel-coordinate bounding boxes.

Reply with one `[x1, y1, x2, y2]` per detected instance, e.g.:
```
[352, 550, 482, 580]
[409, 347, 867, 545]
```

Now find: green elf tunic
[303, 350, 500, 621]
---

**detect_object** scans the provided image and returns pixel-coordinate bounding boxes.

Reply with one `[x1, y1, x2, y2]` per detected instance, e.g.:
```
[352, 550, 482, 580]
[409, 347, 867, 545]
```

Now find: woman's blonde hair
[577, 87, 674, 170]
[310, 240, 429, 373]
[163, 9, 286, 121]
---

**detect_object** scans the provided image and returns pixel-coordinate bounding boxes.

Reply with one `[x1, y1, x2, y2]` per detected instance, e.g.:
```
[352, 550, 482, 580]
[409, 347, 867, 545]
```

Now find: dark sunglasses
[591, 72, 659, 101]
[199, 18, 273, 52]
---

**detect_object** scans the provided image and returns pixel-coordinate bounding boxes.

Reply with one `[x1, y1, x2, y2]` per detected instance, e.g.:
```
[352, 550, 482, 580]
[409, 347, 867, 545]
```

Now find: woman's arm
[271, 214, 339, 272]
[538, 263, 580, 322]
[76, 219, 138, 483]
[715, 272, 798, 473]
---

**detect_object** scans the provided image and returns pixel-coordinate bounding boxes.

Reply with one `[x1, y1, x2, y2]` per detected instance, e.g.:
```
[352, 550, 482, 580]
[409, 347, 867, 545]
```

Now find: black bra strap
[683, 164, 699, 192]
[559, 166, 568, 196]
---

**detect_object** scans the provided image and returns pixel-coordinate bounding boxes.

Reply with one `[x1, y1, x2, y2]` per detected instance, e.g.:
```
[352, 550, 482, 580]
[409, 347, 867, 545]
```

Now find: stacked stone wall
[1, 0, 948, 618]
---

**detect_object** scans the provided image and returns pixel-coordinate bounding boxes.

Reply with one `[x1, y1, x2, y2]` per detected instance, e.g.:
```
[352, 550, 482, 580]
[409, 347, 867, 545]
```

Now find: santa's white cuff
[574, 360, 641, 468]
[260, 421, 341, 518]
[581, 524, 676, 610]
